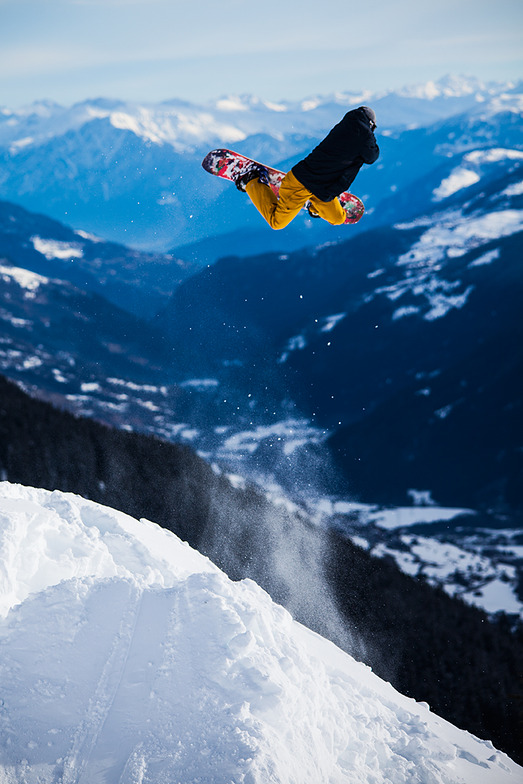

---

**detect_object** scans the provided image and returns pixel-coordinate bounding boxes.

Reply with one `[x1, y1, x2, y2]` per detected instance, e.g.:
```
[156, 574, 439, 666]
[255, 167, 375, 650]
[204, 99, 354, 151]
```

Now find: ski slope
[0, 482, 521, 783]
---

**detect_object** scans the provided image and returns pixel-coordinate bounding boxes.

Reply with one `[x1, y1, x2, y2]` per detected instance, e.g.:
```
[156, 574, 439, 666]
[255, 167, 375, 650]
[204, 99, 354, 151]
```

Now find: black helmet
[360, 106, 377, 130]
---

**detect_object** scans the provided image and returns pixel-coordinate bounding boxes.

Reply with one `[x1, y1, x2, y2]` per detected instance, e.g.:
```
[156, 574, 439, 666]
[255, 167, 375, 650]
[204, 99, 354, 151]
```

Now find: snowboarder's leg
[245, 170, 307, 229]
[308, 195, 346, 226]
[246, 170, 346, 229]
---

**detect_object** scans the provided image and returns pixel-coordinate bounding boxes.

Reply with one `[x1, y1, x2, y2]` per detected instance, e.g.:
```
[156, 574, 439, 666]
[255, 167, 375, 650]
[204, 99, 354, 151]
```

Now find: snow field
[0, 482, 521, 783]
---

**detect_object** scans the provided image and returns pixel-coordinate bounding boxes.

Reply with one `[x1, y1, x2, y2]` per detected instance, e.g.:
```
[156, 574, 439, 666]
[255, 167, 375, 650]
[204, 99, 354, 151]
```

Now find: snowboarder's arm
[361, 134, 380, 165]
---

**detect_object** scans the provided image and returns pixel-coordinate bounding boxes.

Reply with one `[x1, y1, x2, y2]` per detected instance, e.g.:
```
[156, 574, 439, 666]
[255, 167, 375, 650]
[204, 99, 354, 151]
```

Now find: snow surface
[31, 237, 84, 261]
[382, 208, 523, 321]
[433, 169, 480, 200]
[367, 506, 475, 530]
[0, 263, 50, 294]
[0, 482, 521, 784]
[433, 149, 523, 201]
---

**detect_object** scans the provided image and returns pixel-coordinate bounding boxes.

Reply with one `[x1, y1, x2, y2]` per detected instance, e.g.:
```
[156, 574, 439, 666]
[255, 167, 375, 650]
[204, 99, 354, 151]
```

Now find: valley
[0, 76, 522, 621]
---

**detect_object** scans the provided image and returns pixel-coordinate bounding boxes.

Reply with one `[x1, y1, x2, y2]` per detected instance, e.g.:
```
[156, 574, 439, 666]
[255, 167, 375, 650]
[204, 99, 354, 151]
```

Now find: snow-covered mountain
[1, 77, 522, 781]
[0, 199, 188, 318]
[0, 123, 521, 620]
[155, 151, 523, 618]
[1, 76, 510, 149]
[1, 482, 521, 783]
[0, 227, 178, 406]
[159, 158, 523, 495]
[0, 75, 521, 621]
[0, 76, 521, 251]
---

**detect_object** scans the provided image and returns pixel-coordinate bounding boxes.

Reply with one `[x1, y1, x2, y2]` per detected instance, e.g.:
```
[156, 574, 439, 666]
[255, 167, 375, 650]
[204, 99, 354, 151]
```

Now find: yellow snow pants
[245, 170, 346, 230]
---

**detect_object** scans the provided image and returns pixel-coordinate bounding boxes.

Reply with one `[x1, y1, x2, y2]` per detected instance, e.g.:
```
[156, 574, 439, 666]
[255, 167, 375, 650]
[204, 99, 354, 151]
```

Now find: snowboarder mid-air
[235, 106, 379, 229]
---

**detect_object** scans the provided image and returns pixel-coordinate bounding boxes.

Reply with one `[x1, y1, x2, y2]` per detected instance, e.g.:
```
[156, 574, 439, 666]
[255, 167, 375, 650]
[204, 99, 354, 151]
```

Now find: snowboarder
[235, 106, 379, 230]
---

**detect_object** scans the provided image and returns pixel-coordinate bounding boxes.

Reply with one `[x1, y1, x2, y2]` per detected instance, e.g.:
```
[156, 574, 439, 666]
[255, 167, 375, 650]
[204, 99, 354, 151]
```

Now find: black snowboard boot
[235, 164, 270, 192]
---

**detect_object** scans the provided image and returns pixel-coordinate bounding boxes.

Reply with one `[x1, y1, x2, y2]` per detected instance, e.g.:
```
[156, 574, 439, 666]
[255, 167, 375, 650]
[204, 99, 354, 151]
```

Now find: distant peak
[394, 74, 500, 100]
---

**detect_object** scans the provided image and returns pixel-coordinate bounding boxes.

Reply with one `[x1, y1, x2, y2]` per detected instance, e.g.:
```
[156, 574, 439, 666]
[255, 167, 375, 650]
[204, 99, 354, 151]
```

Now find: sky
[0, 0, 522, 107]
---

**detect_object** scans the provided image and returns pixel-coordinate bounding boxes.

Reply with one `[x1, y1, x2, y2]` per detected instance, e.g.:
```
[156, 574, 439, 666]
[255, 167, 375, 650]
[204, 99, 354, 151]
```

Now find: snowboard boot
[235, 164, 270, 192]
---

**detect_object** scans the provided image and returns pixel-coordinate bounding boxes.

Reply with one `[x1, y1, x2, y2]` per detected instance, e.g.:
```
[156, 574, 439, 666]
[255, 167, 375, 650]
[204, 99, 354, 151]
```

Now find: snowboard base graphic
[202, 149, 365, 225]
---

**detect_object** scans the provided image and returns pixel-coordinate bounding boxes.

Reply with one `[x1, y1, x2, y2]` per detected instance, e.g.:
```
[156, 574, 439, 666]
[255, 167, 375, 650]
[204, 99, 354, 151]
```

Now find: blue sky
[1, 0, 522, 107]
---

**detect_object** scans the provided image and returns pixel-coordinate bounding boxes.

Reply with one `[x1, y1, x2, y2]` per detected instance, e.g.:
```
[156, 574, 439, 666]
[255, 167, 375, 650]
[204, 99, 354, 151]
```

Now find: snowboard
[201, 148, 365, 225]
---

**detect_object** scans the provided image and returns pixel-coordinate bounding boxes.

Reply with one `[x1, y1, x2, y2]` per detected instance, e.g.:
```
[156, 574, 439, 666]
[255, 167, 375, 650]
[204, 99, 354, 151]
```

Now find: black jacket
[292, 107, 379, 202]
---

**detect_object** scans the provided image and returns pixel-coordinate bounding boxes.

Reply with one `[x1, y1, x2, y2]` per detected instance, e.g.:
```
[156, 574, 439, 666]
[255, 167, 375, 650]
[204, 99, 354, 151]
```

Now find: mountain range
[0, 198, 193, 319]
[0, 75, 522, 624]
[160, 164, 523, 506]
[1, 75, 521, 254]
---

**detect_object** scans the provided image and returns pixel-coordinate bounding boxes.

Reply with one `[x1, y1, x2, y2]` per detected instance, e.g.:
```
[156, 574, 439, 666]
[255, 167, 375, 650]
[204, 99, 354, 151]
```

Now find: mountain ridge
[0, 198, 186, 318]
[1, 75, 521, 251]
[0, 77, 521, 622]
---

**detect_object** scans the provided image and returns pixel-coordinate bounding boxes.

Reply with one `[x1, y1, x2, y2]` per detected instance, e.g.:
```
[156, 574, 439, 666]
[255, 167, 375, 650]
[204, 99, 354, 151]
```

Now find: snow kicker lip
[1, 483, 521, 784]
